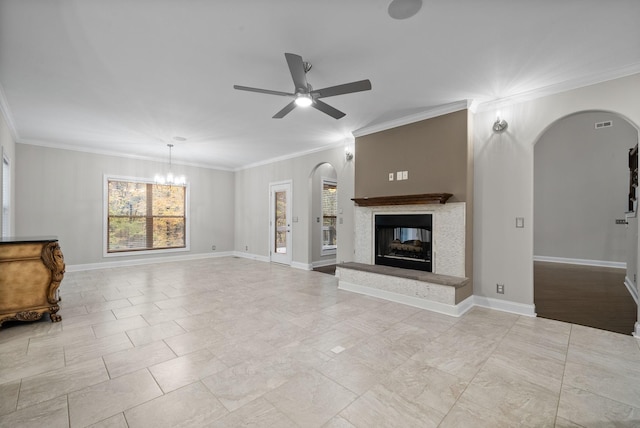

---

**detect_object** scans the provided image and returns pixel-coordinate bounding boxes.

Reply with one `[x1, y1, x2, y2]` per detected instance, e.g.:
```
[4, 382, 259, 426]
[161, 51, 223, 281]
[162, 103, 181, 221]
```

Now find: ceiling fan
[233, 53, 372, 119]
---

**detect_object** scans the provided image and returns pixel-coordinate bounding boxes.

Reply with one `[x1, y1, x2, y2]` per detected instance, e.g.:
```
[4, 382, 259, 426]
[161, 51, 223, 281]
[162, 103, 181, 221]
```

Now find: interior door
[269, 181, 292, 265]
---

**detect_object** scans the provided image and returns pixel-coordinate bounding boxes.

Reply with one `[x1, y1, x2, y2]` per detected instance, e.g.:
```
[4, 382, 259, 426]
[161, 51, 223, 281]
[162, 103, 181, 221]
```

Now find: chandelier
[155, 143, 186, 186]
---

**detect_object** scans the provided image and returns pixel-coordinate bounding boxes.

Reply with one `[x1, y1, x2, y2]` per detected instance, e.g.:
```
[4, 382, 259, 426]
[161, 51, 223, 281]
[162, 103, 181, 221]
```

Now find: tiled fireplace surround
[337, 202, 474, 316]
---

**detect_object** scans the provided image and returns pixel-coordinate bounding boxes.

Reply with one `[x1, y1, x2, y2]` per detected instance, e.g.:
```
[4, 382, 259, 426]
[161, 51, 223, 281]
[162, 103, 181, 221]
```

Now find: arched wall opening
[307, 162, 338, 268]
[532, 110, 639, 333]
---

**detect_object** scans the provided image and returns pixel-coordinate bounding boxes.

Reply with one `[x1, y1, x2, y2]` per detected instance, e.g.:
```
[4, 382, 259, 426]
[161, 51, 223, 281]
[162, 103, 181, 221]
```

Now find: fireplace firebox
[375, 214, 432, 272]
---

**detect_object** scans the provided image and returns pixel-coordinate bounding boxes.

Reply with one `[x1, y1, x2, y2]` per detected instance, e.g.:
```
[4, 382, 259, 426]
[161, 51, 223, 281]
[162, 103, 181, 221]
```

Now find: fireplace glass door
[375, 214, 432, 272]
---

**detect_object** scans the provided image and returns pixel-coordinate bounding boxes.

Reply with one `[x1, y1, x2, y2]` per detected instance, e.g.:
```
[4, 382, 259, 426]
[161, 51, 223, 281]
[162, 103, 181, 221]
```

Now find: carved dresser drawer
[0, 237, 65, 328]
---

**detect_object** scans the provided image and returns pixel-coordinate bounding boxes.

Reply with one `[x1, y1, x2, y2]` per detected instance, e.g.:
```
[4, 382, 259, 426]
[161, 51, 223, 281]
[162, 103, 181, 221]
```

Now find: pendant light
[155, 143, 186, 186]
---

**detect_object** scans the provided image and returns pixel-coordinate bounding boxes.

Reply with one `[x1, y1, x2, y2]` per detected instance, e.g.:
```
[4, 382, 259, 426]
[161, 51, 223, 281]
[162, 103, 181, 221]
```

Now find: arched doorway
[308, 162, 338, 271]
[533, 110, 638, 334]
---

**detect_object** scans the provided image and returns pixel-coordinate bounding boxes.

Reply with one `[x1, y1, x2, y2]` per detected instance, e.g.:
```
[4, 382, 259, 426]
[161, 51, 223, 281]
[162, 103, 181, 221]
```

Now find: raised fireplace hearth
[375, 213, 432, 272]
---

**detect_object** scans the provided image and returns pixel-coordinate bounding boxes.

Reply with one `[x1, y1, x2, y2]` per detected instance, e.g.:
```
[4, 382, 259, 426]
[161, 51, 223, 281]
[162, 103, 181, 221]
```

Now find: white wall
[15, 144, 235, 266]
[473, 73, 640, 307]
[0, 113, 16, 236]
[234, 144, 355, 268]
[534, 111, 636, 263]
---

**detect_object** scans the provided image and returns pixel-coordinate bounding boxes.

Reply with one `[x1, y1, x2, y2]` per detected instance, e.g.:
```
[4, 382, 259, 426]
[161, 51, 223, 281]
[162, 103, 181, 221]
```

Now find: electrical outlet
[211, 245, 216, 251]
[245, 245, 248, 251]
[496, 283, 505, 294]
[516, 217, 524, 228]
[388, 172, 394, 181]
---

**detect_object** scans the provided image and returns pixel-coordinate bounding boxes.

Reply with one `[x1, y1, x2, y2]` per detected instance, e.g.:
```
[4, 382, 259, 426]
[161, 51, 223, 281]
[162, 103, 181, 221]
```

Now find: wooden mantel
[351, 193, 453, 206]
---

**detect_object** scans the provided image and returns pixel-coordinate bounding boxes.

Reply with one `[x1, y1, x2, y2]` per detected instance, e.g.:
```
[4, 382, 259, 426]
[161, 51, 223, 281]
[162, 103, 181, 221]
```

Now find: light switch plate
[397, 171, 403, 180]
[402, 171, 408, 180]
[388, 173, 394, 181]
[516, 217, 524, 228]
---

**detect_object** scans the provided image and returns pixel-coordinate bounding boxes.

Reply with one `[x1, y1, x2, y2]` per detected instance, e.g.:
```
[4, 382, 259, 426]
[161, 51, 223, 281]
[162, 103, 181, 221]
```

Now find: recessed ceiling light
[173, 136, 187, 142]
[388, 0, 423, 20]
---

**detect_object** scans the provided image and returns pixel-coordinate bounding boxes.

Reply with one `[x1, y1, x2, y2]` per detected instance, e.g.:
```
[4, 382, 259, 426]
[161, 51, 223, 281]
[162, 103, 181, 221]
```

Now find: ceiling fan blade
[312, 99, 346, 119]
[284, 53, 308, 92]
[273, 100, 297, 119]
[311, 79, 372, 98]
[233, 85, 294, 97]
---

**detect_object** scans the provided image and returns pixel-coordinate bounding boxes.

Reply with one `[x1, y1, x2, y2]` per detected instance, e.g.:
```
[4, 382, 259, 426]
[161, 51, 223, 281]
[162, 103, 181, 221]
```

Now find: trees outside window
[106, 178, 187, 253]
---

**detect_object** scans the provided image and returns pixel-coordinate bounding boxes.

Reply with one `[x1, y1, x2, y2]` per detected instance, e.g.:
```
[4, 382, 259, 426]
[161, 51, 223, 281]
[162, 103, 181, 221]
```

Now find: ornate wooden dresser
[0, 237, 65, 328]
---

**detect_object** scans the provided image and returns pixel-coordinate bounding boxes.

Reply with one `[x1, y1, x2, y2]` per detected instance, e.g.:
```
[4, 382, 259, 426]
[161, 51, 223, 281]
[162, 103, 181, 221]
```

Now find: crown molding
[16, 138, 235, 171]
[234, 139, 349, 171]
[476, 62, 640, 113]
[352, 100, 471, 138]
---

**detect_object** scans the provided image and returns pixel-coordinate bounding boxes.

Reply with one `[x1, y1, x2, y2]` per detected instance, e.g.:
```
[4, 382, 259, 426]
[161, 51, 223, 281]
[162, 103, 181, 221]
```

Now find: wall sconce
[493, 113, 508, 133]
[345, 148, 354, 161]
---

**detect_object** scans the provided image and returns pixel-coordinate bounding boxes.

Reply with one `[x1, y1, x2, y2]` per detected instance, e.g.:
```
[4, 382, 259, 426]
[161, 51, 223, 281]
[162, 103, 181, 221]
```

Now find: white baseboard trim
[473, 296, 537, 317]
[312, 259, 337, 269]
[338, 281, 475, 317]
[67, 251, 235, 272]
[231, 251, 270, 263]
[533, 255, 626, 269]
[624, 276, 639, 304]
[291, 262, 313, 271]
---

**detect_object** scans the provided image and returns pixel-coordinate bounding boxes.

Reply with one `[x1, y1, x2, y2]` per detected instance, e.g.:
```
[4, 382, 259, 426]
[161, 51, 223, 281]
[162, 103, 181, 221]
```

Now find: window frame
[103, 175, 190, 257]
[2, 151, 10, 238]
[320, 177, 337, 256]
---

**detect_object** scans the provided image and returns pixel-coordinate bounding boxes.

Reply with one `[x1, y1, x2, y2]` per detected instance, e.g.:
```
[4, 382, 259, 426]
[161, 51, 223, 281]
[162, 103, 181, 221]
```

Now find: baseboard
[231, 251, 270, 263]
[338, 281, 475, 317]
[533, 255, 626, 269]
[625, 276, 639, 304]
[291, 261, 313, 271]
[312, 259, 337, 269]
[67, 251, 235, 272]
[634, 322, 640, 339]
[473, 295, 537, 317]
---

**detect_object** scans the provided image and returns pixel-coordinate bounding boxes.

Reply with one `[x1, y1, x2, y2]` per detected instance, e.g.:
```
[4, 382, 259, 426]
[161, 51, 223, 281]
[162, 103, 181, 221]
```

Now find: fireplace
[375, 213, 432, 272]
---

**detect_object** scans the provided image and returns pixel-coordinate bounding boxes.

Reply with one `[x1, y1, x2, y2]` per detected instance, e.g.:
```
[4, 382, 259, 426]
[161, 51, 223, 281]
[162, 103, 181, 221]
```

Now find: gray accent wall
[354, 109, 470, 202]
[534, 111, 637, 263]
[15, 144, 235, 266]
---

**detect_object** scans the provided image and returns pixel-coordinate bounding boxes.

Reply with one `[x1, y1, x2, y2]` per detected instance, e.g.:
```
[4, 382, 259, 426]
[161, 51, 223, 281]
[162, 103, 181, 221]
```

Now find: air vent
[595, 120, 613, 129]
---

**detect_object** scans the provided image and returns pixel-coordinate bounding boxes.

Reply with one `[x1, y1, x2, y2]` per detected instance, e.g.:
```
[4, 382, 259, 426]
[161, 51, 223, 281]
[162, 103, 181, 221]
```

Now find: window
[105, 177, 188, 254]
[2, 154, 10, 237]
[321, 179, 337, 255]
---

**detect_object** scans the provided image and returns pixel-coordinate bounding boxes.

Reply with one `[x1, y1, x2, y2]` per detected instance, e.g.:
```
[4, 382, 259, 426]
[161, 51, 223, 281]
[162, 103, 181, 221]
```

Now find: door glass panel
[274, 190, 287, 254]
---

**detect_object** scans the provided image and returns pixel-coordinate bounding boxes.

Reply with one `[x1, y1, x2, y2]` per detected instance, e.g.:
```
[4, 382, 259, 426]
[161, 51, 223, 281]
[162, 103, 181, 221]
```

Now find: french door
[269, 181, 292, 265]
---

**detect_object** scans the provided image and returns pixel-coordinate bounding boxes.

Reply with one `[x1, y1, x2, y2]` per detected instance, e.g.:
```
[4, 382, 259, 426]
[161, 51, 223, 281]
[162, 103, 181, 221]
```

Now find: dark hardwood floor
[313, 265, 337, 275]
[535, 261, 637, 335]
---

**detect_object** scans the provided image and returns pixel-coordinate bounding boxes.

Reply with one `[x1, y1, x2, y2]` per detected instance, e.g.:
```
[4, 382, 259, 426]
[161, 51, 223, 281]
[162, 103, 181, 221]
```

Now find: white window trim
[1, 150, 10, 238]
[103, 174, 190, 258]
[320, 177, 337, 256]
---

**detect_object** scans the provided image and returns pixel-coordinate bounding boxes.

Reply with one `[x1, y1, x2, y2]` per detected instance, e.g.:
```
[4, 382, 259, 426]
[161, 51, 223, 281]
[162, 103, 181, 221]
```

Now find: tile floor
[1, 257, 639, 427]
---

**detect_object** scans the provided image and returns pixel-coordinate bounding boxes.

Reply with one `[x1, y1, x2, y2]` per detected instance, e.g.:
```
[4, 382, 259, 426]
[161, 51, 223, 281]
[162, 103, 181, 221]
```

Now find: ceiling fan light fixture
[295, 93, 313, 107]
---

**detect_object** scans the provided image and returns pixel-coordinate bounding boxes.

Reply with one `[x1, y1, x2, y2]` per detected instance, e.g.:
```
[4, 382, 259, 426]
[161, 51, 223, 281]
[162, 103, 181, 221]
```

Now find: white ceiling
[1, 0, 639, 170]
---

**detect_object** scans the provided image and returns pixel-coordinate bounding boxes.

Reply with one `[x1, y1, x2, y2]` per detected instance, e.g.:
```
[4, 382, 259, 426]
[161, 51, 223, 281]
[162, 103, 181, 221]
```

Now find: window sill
[321, 246, 337, 256]
[104, 246, 190, 258]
